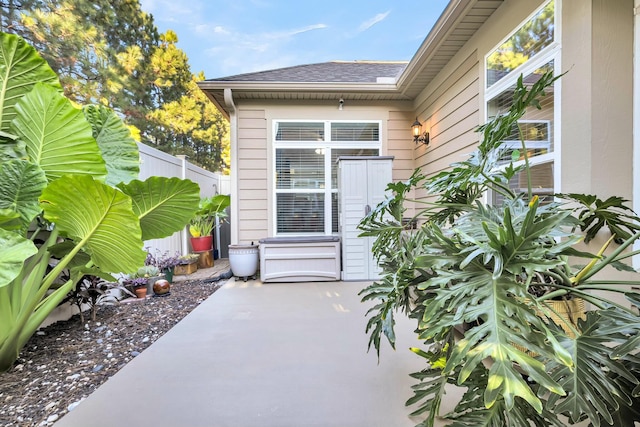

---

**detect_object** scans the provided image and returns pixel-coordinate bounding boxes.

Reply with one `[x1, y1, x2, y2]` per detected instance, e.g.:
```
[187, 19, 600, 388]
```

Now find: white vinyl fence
[138, 143, 230, 257]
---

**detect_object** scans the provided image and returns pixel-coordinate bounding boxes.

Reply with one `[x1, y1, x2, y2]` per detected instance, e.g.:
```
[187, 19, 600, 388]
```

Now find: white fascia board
[197, 81, 399, 94]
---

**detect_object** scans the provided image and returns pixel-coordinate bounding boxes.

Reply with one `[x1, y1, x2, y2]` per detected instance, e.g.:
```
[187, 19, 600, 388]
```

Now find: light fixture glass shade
[412, 118, 422, 137]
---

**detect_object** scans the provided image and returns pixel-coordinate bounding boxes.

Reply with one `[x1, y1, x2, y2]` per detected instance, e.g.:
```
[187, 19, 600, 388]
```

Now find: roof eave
[396, 0, 504, 98]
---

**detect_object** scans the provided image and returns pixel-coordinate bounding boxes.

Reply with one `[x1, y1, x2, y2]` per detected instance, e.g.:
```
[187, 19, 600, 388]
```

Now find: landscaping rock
[0, 279, 222, 427]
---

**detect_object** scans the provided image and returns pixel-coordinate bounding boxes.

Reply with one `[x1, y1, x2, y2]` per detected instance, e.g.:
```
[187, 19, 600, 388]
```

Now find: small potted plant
[189, 194, 230, 253]
[123, 276, 149, 299]
[145, 248, 181, 283]
[174, 253, 200, 275]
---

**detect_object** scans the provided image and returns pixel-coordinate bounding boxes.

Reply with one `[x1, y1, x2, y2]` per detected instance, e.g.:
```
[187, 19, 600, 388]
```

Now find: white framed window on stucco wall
[272, 120, 381, 235]
[484, 0, 561, 205]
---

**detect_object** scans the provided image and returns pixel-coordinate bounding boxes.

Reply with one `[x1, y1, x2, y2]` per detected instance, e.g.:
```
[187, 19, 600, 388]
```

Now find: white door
[338, 157, 393, 281]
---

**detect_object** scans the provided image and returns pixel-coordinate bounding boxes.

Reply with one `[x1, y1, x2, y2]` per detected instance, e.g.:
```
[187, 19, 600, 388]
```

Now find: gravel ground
[0, 278, 224, 427]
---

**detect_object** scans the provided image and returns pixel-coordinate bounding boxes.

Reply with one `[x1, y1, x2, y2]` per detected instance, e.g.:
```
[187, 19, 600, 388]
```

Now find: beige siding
[387, 110, 417, 216]
[387, 110, 416, 182]
[412, 50, 481, 202]
[237, 109, 268, 244]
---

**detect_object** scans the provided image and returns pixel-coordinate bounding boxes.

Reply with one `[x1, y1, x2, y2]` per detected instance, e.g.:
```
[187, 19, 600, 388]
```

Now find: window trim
[272, 119, 382, 236]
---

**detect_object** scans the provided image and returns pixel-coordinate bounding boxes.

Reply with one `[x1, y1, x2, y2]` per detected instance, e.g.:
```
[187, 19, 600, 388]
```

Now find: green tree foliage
[0, 0, 229, 173]
[148, 72, 230, 173]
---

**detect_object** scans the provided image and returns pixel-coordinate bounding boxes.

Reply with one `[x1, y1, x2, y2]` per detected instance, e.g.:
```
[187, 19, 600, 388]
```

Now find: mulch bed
[0, 279, 223, 427]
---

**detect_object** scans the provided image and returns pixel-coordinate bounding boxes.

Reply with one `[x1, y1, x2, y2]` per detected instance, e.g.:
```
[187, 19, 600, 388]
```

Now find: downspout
[224, 88, 239, 244]
[177, 154, 189, 256]
[634, 1, 640, 267]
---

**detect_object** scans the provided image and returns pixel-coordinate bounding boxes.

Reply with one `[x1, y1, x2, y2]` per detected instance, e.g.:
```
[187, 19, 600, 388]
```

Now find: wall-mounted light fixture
[412, 117, 429, 145]
[338, 98, 344, 110]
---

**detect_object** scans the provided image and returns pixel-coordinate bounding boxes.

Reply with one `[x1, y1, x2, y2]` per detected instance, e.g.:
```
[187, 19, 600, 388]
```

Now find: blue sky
[139, 0, 450, 79]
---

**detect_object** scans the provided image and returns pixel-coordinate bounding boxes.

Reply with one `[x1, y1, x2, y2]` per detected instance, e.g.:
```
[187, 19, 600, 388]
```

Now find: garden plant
[0, 32, 201, 373]
[359, 71, 640, 426]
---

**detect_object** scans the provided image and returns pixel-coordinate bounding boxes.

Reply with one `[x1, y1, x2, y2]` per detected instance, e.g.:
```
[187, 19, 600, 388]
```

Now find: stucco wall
[562, 0, 633, 199]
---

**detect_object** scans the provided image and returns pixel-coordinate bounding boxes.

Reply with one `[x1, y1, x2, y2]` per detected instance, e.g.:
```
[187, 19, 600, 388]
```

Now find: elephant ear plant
[0, 32, 201, 373]
[359, 71, 640, 426]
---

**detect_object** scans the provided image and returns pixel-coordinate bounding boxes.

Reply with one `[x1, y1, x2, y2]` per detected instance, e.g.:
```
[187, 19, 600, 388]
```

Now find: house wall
[410, 0, 635, 305]
[237, 108, 269, 244]
[232, 100, 413, 243]
[412, 0, 634, 199]
[412, 0, 545, 198]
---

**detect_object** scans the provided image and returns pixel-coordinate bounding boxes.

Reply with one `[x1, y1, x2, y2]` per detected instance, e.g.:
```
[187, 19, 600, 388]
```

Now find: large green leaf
[0, 160, 47, 231]
[0, 228, 37, 288]
[0, 32, 60, 135]
[40, 175, 145, 274]
[83, 104, 140, 186]
[0, 208, 21, 230]
[118, 176, 200, 241]
[12, 83, 107, 182]
[547, 312, 640, 426]
[0, 130, 26, 162]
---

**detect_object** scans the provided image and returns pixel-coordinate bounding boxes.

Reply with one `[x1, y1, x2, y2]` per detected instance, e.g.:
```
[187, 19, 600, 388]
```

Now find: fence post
[177, 155, 189, 256]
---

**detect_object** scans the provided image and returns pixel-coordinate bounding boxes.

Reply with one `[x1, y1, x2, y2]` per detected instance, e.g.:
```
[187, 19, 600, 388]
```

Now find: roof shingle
[206, 61, 407, 84]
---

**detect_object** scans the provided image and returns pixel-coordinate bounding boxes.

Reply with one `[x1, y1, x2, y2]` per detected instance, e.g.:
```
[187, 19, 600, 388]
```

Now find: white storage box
[259, 236, 341, 282]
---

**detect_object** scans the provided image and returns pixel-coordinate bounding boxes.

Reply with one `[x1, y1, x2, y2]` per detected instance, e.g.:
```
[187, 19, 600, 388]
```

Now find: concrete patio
[52, 276, 460, 427]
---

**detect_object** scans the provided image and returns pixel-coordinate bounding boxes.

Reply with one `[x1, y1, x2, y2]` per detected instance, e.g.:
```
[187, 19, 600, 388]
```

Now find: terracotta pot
[134, 287, 147, 299]
[190, 235, 213, 252]
[153, 279, 171, 296]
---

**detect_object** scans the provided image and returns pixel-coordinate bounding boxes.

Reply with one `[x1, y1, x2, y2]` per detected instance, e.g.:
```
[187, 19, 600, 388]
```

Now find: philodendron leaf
[0, 160, 47, 231]
[0, 32, 61, 135]
[118, 177, 200, 241]
[83, 105, 140, 186]
[40, 175, 145, 274]
[12, 83, 107, 183]
[0, 228, 37, 288]
[547, 312, 640, 426]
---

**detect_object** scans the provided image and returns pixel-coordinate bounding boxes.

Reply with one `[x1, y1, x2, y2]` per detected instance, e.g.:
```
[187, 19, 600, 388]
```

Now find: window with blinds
[274, 121, 381, 235]
[275, 122, 324, 141]
[331, 123, 379, 141]
[488, 61, 555, 165]
[486, 0, 558, 205]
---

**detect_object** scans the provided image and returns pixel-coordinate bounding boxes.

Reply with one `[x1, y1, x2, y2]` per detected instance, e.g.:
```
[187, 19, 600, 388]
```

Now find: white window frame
[634, 0, 640, 268]
[483, 0, 562, 201]
[272, 120, 382, 236]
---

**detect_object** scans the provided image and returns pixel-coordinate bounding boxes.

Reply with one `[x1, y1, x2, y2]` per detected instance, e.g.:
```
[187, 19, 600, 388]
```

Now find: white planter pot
[228, 244, 259, 280]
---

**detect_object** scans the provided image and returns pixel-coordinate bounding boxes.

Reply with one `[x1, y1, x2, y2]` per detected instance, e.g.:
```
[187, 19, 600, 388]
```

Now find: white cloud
[201, 23, 328, 76]
[274, 24, 328, 38]
[140, 0, 205, 24]
[358, 11, 390, 32]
